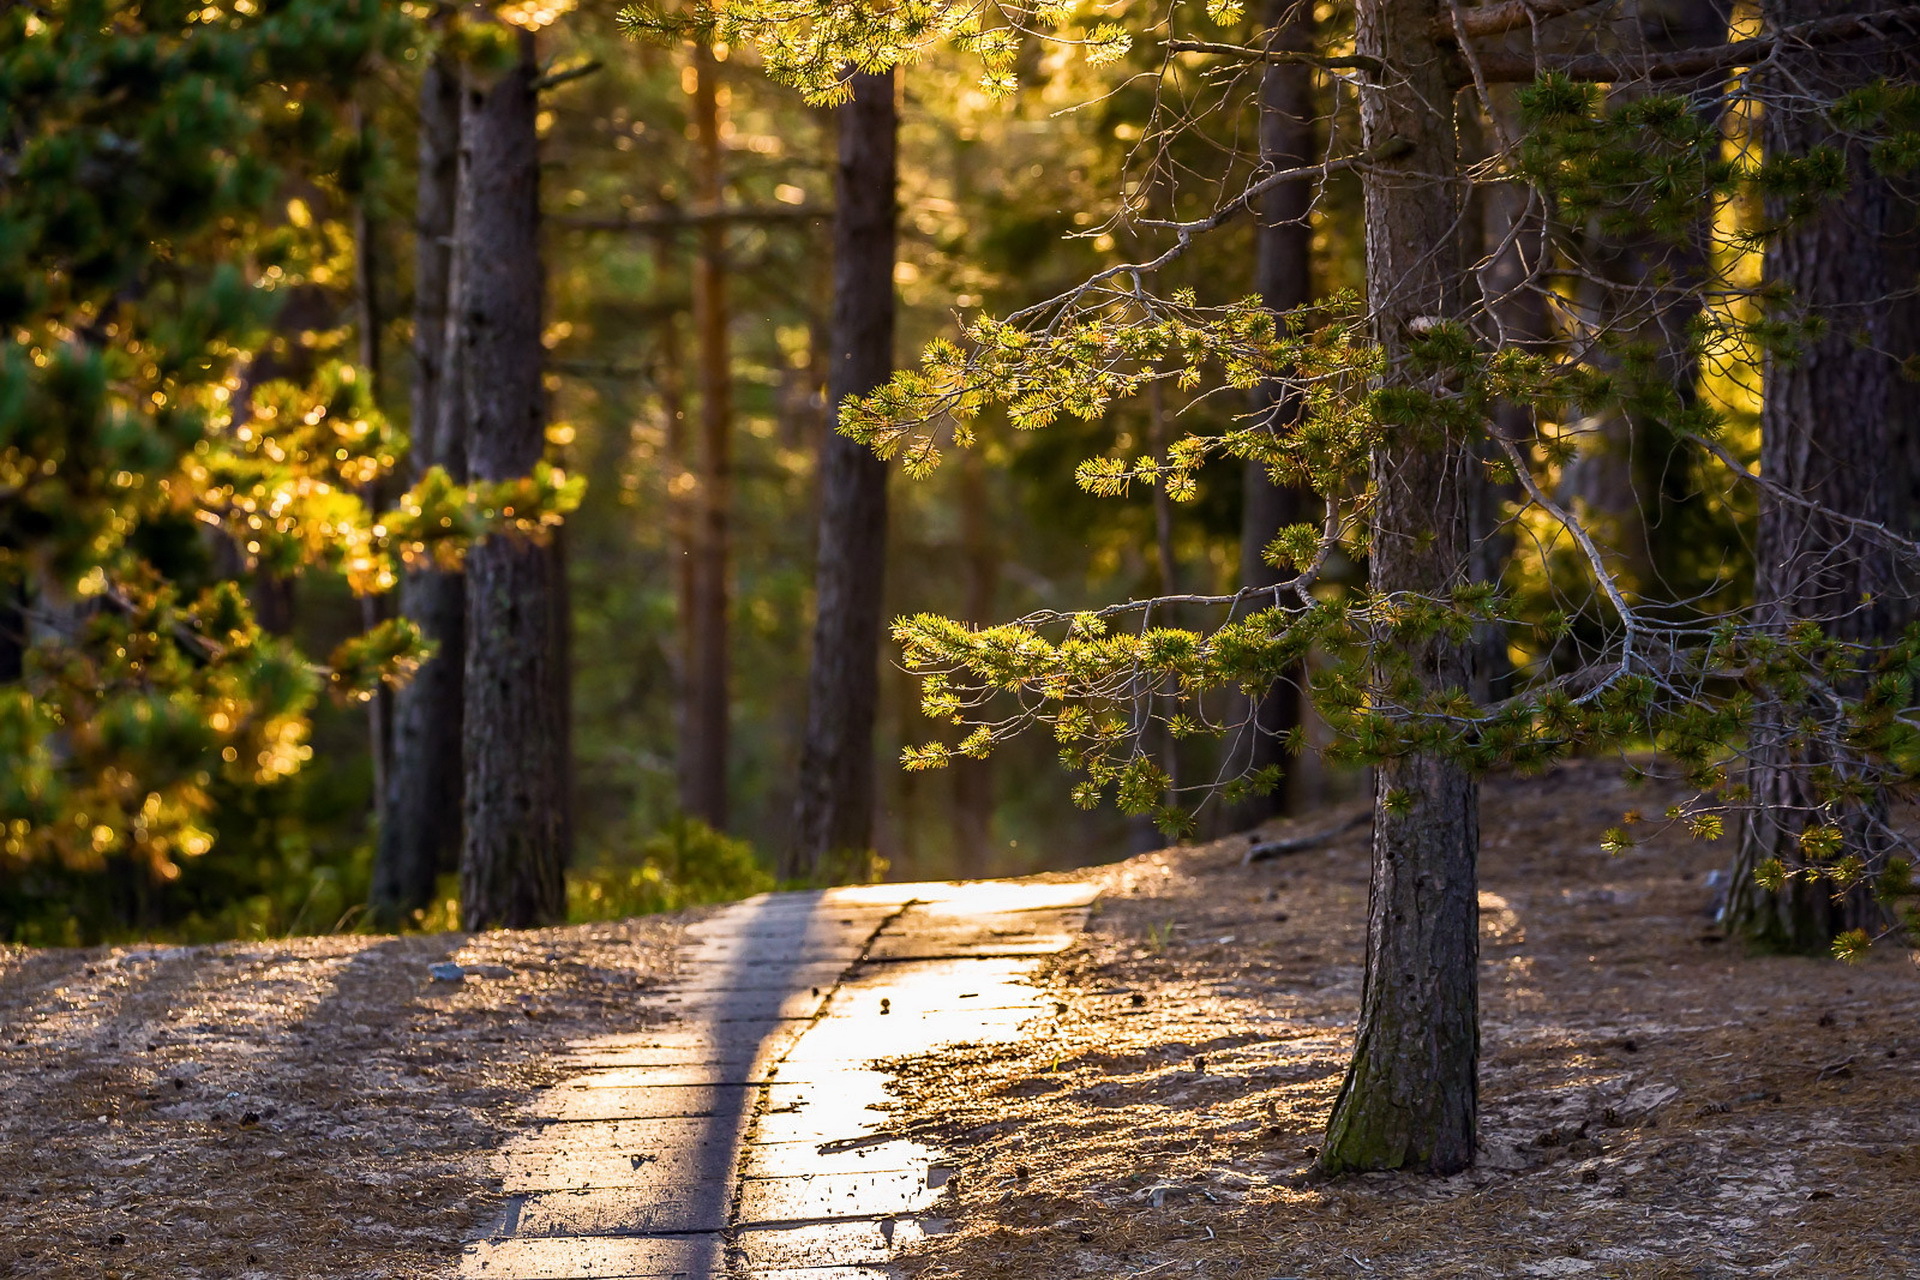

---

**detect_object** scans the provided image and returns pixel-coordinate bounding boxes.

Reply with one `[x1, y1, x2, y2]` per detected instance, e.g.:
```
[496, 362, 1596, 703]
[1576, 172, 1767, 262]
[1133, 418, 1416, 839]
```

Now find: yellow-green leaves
[620, 0, 1136, 104]
[1083, 21, 1132, 64]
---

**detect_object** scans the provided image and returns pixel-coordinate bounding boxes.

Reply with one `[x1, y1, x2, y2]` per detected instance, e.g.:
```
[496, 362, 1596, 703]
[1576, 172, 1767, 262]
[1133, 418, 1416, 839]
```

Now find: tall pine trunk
[1233, 0, 1316, 824]
[1470, 90, 1548, 706]
[349, 99, 396, 829]
[458, 33, 567, 930]
[1727, 3, 1906, 951]
[950, 446, 999, 878]
[680, 45, 734, 831]
[1319, 0, 1480, 1175]
[788, 68, 898, 879]
[371, 43, 466, 928]
[1559, 0, 1731, 599]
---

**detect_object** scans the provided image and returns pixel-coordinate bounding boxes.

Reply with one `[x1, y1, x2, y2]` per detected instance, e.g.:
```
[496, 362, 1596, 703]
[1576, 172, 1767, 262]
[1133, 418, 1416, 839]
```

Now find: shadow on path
[459, 880, 1095, 1280]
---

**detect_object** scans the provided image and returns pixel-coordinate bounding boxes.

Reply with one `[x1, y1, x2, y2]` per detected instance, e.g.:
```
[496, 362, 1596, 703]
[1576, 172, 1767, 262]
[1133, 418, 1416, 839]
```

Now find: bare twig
[1166, 39, 1383, 74]
[531, 59, 602, 92]
[1008, 141, 1406, 327]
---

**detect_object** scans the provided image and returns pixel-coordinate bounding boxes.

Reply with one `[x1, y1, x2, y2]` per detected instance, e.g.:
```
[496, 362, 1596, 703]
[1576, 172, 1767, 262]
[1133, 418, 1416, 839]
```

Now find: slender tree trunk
[550, 523, 574, 868]
[0, 580, 22, 683]
[458, 33, 566, 930]
[1470, 92, 1549, 705]
[652, 233, 696, 704]
[788, 68, 898, 879]
[1319, 0, 1479, 1175]
[371, 43, 467, 928]
[1559, 0, 1731, 599]
[1233, 0, 1315, 825]
[951, 446, 999, 878]
[1128, 375, 1184, 854]
[680, 44, 734, 831]
[349, 99, 398, 851]
[1727, 3, 1906, 951]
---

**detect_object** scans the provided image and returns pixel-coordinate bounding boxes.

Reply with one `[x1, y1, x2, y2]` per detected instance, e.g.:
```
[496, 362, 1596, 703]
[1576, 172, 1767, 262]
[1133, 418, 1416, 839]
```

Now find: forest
[3, 0, 1920, 1222]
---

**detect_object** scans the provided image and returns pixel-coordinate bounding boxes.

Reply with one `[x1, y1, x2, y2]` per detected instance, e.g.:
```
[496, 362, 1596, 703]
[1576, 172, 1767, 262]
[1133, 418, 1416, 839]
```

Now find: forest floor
[883, 757, 1920, 1280]
[3, 756, 1917, 1279]
[0, 913, 692, 1278]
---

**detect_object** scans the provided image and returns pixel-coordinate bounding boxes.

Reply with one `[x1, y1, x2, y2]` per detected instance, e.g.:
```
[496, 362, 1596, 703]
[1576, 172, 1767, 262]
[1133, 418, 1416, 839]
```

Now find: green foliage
[569, 817, 773, 920]
[1516, 76, 1734, 243]
[617, 0, 1128, 103]
[0, 2, 583, 892]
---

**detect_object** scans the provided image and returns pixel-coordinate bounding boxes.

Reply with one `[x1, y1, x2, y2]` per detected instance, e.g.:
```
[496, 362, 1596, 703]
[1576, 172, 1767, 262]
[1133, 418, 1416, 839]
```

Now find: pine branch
[1473, 3, 1920, 82]
[1007, 140, 1407, 327]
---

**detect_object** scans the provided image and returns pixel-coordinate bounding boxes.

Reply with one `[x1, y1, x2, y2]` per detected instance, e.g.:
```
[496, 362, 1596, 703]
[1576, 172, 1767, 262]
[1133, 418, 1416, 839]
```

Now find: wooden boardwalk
[459, 881, 1096, 1279]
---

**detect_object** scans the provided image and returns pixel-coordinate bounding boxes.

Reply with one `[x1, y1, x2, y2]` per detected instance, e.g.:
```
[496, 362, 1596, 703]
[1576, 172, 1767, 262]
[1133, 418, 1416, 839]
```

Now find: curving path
[458, 880, 1096, 1280]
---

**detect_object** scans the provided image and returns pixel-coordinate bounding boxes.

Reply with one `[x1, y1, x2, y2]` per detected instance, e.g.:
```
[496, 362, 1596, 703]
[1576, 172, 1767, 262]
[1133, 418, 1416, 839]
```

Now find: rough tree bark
[788, 68, 898, 879]
[370, 43, 466, 927]
[1318, 0, 1480, 1175]
[680, 44, 734, 831]
[1727, 3, 1909, 951]
[1233, 0, 1317, 825]
[458, 33, 567, 930]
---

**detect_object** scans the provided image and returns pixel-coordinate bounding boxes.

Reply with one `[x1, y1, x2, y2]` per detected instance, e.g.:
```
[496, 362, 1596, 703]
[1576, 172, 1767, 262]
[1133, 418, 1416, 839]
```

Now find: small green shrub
[568, 817, 773, 923]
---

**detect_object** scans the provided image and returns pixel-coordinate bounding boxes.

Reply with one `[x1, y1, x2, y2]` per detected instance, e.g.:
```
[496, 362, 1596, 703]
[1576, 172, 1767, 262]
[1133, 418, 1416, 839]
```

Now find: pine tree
[373, 31, 469, 928]
[1726, 1, 1915, 951]
[457, 28, 570, 930]
[1233, 0, 1317, 822]
[0, 0, 440, 880]
[627, 0, 1920, 1172]
[789, 68, 899, 880]
[680, 43, 736, 832]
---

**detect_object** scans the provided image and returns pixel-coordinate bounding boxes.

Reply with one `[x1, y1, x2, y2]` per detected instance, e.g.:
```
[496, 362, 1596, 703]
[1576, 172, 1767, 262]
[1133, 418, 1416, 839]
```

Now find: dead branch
[1244, 811, 1370, 864]
[1440, 0, 1611, 39]
[1469, 3, 1920, 82]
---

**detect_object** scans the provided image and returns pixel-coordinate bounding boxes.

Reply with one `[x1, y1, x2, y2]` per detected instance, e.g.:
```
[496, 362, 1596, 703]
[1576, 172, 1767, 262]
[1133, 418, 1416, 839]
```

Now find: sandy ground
[4, 758, 1916, 1279]
[882, 759, 1920, 1279]
[0, 916, 689, 1279]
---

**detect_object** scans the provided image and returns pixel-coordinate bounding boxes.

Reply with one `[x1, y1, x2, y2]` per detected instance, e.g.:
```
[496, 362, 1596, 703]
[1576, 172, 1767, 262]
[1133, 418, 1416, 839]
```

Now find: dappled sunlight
[0, 920, 683, 1276]
[876, 760, 1920, 1278]
[461, 881, 1094, 1277]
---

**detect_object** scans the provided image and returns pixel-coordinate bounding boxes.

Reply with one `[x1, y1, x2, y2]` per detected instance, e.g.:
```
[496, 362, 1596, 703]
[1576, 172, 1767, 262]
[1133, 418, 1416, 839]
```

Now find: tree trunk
[680, 44, 734, 831]
[371, 43, 467, 929]
[788, 68, 898, 879]
[1127, 377, 1185, 854]
[0, 580, 22, 683]
[654, 233, 696, 712]
[1469, 91, 1549, 706]
[1727, 2, 1906, 952]
[1319, 0, 1480, 1176]
[1558, 0, 1731, 601]
[350, 99, 394, 829]
[1233, 0, 1315, 826]
[951, 446, 999, 878]
[458, 33, 566, 931]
